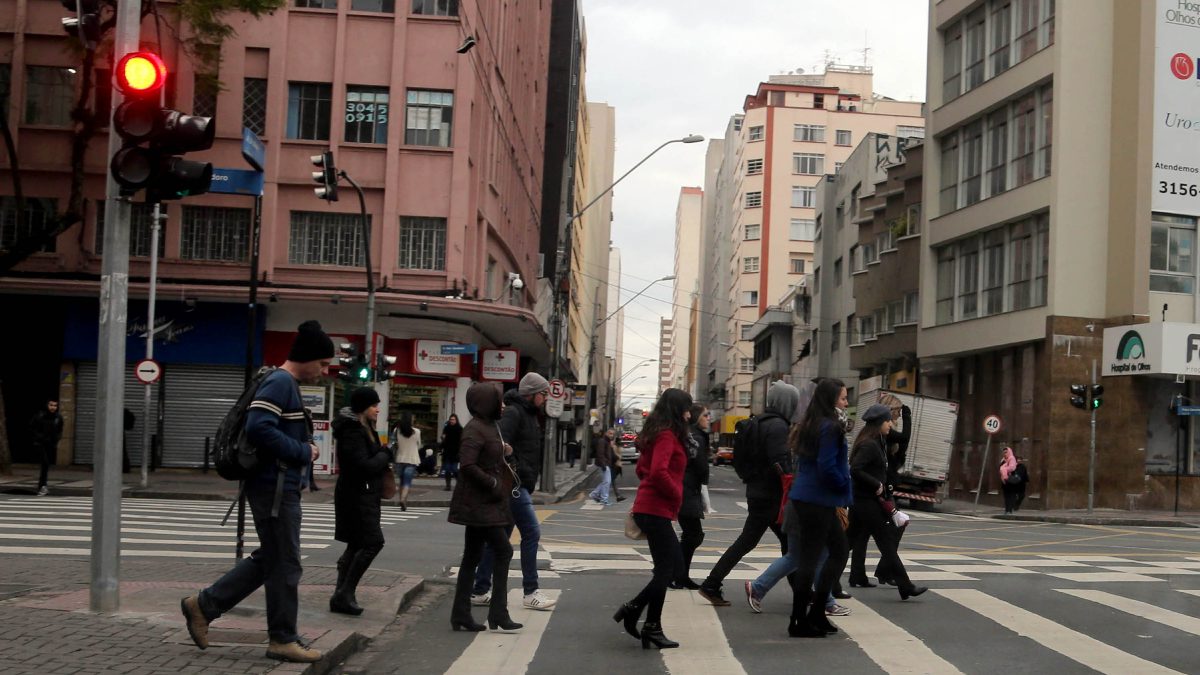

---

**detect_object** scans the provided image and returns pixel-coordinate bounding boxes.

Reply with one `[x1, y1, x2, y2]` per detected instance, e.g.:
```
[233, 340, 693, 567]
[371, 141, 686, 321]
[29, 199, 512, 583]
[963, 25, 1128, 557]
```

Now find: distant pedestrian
[180, 319, 334, 663]
[441, 414, 463, 492]
[566, 439, 582, 468]
[329, 387, 393, 615]
[673, 405, 711, 590]
[31, 399, 63, 496]
[1012, 456, 1029, 512]
[862, 394, 911, 586]
[611, 442, 626, 502]
[589, 428, 616, 505]
[613, 388, 692, 650]
[448, 382, 522, 632]
[1000, 446, 1024, 514]
[392, 413, 420, 511]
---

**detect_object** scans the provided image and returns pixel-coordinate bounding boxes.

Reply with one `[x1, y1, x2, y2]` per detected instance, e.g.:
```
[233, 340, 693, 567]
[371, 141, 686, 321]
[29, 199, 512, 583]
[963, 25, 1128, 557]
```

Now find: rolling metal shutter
[73, 362, 160, 467]
[159, 364, 245, 467]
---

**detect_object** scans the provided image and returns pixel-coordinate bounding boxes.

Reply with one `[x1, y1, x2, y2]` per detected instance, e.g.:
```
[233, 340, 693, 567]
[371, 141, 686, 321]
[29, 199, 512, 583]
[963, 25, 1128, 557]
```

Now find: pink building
[0, 0, 555, 468]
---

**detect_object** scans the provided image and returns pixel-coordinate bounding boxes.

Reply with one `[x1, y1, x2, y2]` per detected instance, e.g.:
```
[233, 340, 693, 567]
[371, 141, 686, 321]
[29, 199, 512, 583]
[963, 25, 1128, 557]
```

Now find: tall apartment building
[669, 186, 703, 395]
[605, 245, 624, 424]
[713, 67, 924, 428]
[0, 2, 556, 468]
[922, 0, 1200, 510]
[658, 317, 674, 394]
[698, 125, 736, 436]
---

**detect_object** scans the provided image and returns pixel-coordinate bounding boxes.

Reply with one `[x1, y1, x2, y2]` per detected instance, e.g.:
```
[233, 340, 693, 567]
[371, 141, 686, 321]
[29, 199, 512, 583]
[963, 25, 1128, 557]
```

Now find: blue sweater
[245, 369, 311, 492]
[789, 419, 852, 507]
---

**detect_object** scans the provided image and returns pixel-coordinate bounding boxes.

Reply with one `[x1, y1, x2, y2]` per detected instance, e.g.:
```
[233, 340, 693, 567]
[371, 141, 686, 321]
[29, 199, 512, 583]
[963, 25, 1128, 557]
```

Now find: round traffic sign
[549, 379, 567, 399]
[982, 414, 1003, 435]
[135, 358, 161, 384]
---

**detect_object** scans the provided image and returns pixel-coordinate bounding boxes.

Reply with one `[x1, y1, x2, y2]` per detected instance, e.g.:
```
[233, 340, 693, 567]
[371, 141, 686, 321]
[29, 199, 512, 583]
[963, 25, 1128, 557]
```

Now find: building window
[398, 216, 447, 270]
[982, 229, 1006, 315]
[180, 206, 251, 262]
[958, 235, 980, 319]
[405, 89, 453, 147]
[24, 66, 75, 126]
[896, 125, 925, 139]
[940, 133, 959, 213]
[790, 218, 815, 240]
[859, 314, 875, 342]
[289, 211, 366, 266]
[286, 82, 332, 140]
[741, 290, 758, 307]
[744, 223, 760, 240]
[746, 158, 763, 175]
[834, 257, 843, 287]
[964, 8, 986, 92]
[847, 314, 858, 345]
[1151, 214, 1197, 294]
[850, 244, 863, 273]
[193, 75, 218, 119]
[794, 124, 825, 142]
[1016, 0, 1041, 60]
[793, 186, 816, 208]
[830, 322, 840, 351]
[1012, 91, 1038, 187]
[0, 197, 57, 252]
[740, 324, 752, 340]
[813, 266, 821, 295]
[789, 256, 805, 274]
[352, 0, 394, 11]
[0, 64, 11, 115]
[987, 109, 1008, 196]
[411, 0, 457, 15]
[745, 191, 763, 208]
[344, 86, 389, 144]
[835, 129, 852, 146]
[943, 22, 963, 102]
[962, 119, 984, 206]
[935, 212, 1049, 324]
[738, 390, 752, 407]
[1039, 85, 1053, 177]
[743, 256, 759, 273]
[834, 161, 844, 172]
[1009, 218, 1035, 309]
[991, 0, 1013, 76]
[295, 0, 337, 7]
[243, 78, 267, 136]
[793, 153, 824, 175]
[95, 202, 163, 258]
[943, 0, 1054, 105]
[747, 125, 764, 141]
[936, 246, 956, 324]
[887, 300, 904, 331]
[904, 292, 920, 323]
[739, 357, 754, 374]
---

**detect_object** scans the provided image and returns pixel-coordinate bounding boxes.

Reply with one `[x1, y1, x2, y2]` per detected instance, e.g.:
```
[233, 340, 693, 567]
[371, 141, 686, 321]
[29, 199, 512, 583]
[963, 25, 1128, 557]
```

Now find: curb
[293, 577, 425, 675]
[994, 514, 1200, 528]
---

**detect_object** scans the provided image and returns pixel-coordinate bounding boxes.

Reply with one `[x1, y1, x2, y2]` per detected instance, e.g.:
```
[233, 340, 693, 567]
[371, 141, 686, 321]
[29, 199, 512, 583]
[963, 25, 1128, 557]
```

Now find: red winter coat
[631, 430, 687, 520]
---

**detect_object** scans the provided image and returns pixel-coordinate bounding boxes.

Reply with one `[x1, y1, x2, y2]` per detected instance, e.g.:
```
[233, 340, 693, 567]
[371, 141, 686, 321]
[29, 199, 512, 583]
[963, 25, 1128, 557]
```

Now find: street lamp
[616, 358, 656, 386]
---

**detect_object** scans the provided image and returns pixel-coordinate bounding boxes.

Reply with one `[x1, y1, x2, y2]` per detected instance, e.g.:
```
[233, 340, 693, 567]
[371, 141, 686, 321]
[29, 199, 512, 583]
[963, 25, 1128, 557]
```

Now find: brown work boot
[266, 640, 322, 663]
[179, 596, 209, 649]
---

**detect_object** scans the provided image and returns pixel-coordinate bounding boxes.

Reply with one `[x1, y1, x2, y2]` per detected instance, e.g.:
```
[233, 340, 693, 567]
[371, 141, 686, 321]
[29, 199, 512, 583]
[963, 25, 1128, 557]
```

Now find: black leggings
[790, 500, 849, 617]
[847, 499, 912, 590]
[453, 525, 513, 621]
[630, 513, 682, 623]
[678, 515, 704, 581]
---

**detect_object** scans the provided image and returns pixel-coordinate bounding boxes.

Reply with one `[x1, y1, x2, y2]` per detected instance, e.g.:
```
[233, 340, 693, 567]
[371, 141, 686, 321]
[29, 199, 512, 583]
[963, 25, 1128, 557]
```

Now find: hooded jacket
[679, 423, 711, 520]
[744, 381, 800, 508]
[500, 389, 544, 492]
[332, 408, 392, 545]
[449, 384, 515, 527]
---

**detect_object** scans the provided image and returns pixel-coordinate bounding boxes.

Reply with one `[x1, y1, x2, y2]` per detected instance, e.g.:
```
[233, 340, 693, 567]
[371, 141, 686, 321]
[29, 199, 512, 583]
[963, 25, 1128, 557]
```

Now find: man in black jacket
[699, 381, 799, 606]
[471, 372, 557, 611]
[31, 399, 63, 496]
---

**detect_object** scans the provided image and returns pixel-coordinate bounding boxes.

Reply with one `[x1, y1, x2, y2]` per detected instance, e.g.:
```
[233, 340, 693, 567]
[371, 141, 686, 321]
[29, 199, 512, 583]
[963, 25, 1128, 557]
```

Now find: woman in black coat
[448, 382, 522, 633]
[330, 387, 393, 615]
[674, 404, 711, 590]
[441, 414, 463, 491]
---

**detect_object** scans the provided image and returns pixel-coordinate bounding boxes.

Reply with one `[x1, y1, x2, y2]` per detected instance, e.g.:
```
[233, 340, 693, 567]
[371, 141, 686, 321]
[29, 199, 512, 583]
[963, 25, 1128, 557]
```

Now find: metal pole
[1176, 393, 1183, 517]
[1087, 359, 1097, 514]
[91, 0, 141, 613]
[583, 292, 601, 471]
[339, 172, 374, 379]
[140, 203, 161, 489]
[973, 434, 992, 514]
[245, 194, 262, 387]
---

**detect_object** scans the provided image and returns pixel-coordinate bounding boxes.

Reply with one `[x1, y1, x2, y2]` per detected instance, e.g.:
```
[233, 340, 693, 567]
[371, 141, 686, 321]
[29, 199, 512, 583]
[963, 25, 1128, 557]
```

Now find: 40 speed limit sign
[982, 414, 1003, 435]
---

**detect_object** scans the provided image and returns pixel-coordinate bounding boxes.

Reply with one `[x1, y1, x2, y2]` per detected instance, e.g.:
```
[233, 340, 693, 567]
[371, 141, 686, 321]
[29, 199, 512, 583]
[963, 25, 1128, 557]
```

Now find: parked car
[711, 446, 733, 466]
[619, 440, 639, 463]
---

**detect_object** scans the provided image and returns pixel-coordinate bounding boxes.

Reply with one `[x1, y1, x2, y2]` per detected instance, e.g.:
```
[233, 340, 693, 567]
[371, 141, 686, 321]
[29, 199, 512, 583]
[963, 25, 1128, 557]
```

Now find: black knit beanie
[350, 387, 381, 414]
[288, 320, 335, 363]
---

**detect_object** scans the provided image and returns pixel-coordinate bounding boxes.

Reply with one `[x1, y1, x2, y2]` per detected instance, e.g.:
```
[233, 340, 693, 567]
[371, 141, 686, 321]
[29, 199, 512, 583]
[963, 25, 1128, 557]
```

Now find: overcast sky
[581, 0, 929, 408]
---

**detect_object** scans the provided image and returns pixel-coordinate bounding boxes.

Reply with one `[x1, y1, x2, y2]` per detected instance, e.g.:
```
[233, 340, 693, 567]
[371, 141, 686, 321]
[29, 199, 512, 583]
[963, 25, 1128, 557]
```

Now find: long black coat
[449, 384, 515, 528]
[679, 424, 711, 520]
[332, 413, 392, 546]
[850, 435, 888, 505]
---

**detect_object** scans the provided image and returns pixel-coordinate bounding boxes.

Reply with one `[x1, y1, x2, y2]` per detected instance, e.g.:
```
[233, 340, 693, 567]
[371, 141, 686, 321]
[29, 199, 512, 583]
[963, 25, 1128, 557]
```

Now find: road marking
[1057, 589, 1200, 636]
[1100, 566, 1200, 575]
[0, 545, 297, 559]
[0, 522, 331, 540]
[923, 564, 1037, 574]
[935, 589, 1181, 674]
[1043, 572, 1162, 583]
[838, 599, 964, 674]
[580, 502, 605, 510]
[978, 558, 1089, 567]
[660, 590, 746, 675]
[445, 589, 559, 675]
[0, 532, 327, 549]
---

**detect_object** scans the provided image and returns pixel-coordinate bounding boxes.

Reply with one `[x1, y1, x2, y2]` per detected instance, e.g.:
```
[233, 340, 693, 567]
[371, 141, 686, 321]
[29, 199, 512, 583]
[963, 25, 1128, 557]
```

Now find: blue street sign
[440, 343, 478, 355]
[209, 168, 265, 196]
[242, 127, 265, 172]
[1178, 405, 1200, 416]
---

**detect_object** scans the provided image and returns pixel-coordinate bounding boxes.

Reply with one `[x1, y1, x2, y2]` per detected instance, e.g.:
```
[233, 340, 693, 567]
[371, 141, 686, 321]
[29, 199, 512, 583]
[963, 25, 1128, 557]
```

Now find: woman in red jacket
[613, 388, 692, 650]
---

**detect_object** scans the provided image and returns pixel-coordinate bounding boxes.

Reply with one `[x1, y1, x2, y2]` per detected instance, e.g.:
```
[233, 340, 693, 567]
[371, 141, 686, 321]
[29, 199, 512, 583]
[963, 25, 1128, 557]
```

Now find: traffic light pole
[339, 171, 375, 381]
[1087, 359, 1097, 514]
[91, 0, 142, 614]
[140, 203, 162, 489]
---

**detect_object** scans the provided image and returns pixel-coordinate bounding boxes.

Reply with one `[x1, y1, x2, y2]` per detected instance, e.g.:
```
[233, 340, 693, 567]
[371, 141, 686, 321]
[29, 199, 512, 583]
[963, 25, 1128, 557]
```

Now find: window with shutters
[181, 206, 251, 262]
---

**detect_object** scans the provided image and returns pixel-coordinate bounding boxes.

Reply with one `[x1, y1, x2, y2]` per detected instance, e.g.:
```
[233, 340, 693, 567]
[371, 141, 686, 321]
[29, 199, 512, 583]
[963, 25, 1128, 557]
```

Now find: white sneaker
[470, 592, 491, 606]
[523, 590, 556, 611]
[36, 486, 49, 496]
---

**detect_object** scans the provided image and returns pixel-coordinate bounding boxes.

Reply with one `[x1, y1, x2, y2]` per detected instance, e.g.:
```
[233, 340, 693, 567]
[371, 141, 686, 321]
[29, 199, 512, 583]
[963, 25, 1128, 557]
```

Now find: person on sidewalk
[31, 399, 63, 496]
[589, 428, 616, 505]
[613, 388, 691, 650]
[329, 387, 393, 616]
[698, 381, 799, 606]
[1000, 446, 1021, 514]
[391, 413, 420, 511]
[441, 414, 463, 491]
[180, 320, 335, 663]
[471, 372, 557, 612]
[673, 405, 711, 590]
[611, 444, 626, 502]
[1012, 456, 1029, 512]
[448, 382, 522, 632]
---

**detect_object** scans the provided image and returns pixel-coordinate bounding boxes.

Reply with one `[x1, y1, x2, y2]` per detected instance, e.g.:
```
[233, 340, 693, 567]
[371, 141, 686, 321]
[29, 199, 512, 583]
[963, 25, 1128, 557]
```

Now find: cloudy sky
[581, 0, 929, 408]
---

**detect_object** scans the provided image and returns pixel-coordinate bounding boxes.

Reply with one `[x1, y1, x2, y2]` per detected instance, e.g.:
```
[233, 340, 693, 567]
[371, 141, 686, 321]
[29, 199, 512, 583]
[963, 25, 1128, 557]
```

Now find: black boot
[331, 549, 376, 615]
[640, 622, 679, 649]
[486, 548, 522, 631]
[807, 602, 838, 634]
[788, 589, 826, 638]
[900, 584, 928, 600]
[330, 549, 358, 615]
[450, 563, 485, 631]
[613, 601, 644, 639]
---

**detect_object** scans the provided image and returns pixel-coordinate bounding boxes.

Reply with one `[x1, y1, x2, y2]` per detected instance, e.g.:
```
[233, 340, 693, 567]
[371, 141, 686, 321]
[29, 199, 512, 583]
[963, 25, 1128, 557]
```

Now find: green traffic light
[357, 366, 370, 380]
[1091, 398, 1102, 410]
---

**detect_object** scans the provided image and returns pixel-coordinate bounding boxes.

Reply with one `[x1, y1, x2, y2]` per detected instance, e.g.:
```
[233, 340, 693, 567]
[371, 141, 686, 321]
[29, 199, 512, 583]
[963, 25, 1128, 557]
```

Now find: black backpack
[732, 416, 764, 481]
[212, 366, 277, 481]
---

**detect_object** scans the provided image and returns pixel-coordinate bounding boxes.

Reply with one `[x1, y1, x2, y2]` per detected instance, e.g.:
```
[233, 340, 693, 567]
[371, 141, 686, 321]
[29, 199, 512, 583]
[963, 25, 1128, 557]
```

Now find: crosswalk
[0, 496, 442, 559]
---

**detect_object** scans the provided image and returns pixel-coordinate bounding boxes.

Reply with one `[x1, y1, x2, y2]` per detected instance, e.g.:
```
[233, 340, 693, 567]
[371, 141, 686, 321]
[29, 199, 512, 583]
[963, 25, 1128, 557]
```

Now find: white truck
[853, 387, 959, 507]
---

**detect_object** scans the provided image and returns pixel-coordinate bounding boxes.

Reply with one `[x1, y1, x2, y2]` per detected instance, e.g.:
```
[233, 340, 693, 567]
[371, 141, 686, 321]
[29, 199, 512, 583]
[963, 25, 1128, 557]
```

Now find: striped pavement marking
[660, 589, 747, 675]
[444, 589, 560, 675]
[1058, 589, 1200, 636]
[838, 598, 965, 675]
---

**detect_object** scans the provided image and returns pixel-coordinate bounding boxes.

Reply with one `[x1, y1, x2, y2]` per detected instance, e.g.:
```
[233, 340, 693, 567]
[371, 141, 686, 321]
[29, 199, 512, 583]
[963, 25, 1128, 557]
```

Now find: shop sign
[414, 339, 462, 375]
[312, 420, 333, 475]
[481, 349, 519, 381]
[572, 385, 588, 407]
[1153, 0, 1200, 216]
[1101, 322, 1200, 376]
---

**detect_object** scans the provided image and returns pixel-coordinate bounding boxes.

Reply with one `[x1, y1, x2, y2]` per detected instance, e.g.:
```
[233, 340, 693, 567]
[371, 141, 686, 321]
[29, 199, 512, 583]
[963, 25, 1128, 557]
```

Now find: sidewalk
[0, 462, 598, 674]
[938, 497, 1200, 528]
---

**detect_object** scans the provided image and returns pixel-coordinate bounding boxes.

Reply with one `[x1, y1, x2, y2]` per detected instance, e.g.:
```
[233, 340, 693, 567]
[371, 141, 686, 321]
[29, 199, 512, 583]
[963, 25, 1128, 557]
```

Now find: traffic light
[376, 353, 397, 381]
[312, 151, 339, 201]
[1090, 384, 1104, 410]
[1069, 384, 1087, 410]
[109, 51, 215, 201]
[61, 0, 101, 48]
[338, 341, 368, 383]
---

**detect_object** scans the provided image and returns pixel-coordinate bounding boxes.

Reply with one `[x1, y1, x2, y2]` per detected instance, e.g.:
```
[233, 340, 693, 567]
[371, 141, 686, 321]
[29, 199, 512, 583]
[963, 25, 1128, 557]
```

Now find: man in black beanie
[181, 320, 335, 663]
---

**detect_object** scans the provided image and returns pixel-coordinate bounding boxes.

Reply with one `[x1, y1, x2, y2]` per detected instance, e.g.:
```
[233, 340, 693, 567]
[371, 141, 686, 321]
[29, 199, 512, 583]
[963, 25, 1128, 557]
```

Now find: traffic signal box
[1069, 384, 1104, 411]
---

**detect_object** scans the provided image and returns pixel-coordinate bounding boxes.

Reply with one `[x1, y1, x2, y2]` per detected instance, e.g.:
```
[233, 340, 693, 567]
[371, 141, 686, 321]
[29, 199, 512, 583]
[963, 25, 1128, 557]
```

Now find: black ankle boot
[900, 585, 928, 600]
[787, 615, 827, 638]
[640, 622, 679, 649]
[487, 613, 523, 631]
[450, 615, 486, 631]
[807, 605, 838, 634]
[613, 602, 643, 639]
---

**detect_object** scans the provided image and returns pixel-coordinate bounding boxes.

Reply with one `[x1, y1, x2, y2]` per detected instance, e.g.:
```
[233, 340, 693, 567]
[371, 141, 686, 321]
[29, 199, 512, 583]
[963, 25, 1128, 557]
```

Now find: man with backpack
[181, 320, 335, 663]
[699, 380, 800, 606]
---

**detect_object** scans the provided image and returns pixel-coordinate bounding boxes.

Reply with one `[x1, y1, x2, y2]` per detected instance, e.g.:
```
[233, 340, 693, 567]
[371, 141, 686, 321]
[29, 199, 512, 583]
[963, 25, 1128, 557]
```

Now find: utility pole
[339, 171, 375, 377]
[1087, 359, 1098, 514]
[140, 204, 163, 488]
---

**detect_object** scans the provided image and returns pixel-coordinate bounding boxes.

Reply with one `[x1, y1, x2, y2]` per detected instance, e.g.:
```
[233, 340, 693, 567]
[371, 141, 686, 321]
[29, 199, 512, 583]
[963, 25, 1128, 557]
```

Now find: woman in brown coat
[448, 382, 522, 632]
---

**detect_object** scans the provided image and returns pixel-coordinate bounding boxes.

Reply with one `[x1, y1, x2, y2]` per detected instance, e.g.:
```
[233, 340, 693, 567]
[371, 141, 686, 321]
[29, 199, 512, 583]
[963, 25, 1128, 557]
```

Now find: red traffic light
[116, 52, 166, 95]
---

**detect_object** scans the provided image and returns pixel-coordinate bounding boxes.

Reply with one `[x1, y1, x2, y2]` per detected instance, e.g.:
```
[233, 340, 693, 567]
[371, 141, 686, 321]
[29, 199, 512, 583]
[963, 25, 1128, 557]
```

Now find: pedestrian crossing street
[0, 496, 442, 559]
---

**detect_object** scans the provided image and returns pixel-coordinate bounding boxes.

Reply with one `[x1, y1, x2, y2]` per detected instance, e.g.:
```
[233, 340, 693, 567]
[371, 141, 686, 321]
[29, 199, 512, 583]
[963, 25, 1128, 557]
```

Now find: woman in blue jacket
[786, 378, 852, 638]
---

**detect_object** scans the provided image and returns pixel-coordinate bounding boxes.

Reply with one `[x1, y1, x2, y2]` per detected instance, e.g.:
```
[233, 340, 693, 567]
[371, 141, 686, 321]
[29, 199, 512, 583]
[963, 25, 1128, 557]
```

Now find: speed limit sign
[982, 414, 1003, 435]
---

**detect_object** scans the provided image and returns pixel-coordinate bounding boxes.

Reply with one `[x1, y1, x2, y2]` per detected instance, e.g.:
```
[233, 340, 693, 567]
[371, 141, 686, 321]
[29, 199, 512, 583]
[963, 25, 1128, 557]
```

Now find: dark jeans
[790, 500, 849, 618]
[36, 444, 52, 488]
[198, 487, 304, 643]
[453, 525, 513, 622]
[1002, 484, 1025, 513]
[872, 524, 905, 581]
[678, 515, 704, 582]
[703, 497, 795, 591]
[474, 487, 539, 595]
[630, 513, 682, 623]
[847, 499, 912, 591]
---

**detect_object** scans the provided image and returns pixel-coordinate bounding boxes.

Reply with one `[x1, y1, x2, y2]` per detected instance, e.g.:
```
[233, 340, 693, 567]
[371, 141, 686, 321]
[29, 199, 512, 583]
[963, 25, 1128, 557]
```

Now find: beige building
[670, 186, 703, 395]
